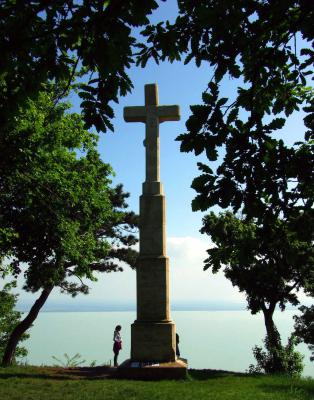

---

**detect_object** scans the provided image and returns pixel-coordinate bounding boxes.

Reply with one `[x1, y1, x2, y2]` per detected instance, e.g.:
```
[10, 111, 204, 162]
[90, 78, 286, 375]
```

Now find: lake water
[22, 310, 313, 377]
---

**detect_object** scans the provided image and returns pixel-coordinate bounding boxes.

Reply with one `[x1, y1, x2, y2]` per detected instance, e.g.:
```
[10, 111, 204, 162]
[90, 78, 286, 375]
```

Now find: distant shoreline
[16, 305, 247, 313]
[16, 304, 303, 313]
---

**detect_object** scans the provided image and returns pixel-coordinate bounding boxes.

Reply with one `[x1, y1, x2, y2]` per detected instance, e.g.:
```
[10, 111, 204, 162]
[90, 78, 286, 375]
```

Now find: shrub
[248, 335, 304, 377]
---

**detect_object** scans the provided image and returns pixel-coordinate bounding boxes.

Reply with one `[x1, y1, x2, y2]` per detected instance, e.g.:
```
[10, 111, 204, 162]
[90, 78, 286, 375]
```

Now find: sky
[13, 0, 311, 312]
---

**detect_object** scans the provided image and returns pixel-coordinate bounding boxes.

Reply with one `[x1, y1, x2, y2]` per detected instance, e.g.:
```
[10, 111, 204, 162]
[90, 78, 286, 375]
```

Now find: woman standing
[113, 325, 122, 367]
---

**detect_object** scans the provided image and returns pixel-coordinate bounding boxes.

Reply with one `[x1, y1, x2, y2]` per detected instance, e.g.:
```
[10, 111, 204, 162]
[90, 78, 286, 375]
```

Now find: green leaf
[227, 107, 239, 124]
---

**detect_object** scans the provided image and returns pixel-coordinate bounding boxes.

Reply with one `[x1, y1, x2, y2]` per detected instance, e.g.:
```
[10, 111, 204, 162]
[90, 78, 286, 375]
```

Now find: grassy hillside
[0, 366, 313, 400]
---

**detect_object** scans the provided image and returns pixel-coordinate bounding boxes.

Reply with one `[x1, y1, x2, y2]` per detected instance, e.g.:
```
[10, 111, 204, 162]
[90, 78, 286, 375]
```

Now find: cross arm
[124, 106, 147, 122]
[158, 105, 180, 122]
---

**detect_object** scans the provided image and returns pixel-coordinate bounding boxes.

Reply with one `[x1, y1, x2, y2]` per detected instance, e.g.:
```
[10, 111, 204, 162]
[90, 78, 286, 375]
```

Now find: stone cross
[124, 84, 179, 193]
[124, 83, 180, 362]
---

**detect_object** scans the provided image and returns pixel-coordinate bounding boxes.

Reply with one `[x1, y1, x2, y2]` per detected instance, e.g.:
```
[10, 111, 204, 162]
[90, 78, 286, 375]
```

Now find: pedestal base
[116, 358, 188, 380]
[131, 320, 176, 362]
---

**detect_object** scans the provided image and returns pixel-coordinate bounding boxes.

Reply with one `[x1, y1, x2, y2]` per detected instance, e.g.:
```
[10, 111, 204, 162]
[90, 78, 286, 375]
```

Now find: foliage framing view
[0, 85, 138, 366]
[0, 0, 160, 133]
[1, 0, 313, 372]
[137, 0, 314, 372]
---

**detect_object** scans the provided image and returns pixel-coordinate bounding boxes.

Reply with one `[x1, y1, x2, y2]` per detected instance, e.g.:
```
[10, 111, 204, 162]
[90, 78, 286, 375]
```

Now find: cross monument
[124, 83, 180, 362]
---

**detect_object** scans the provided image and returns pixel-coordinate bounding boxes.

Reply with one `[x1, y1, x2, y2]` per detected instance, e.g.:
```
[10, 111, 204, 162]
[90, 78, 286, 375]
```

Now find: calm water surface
[23, 310, 313, 377]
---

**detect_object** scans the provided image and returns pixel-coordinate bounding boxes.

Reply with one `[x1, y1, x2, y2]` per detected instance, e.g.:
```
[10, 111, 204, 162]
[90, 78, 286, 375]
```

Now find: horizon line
[16, 302, 304, 313]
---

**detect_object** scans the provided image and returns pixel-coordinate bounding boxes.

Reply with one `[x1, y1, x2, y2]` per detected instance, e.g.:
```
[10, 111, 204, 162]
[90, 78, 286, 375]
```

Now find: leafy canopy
[137, 0, 314, 222]
[0, 84, 137, 296]
[201, 211, 313, 315]
[0, 0, 160, 133]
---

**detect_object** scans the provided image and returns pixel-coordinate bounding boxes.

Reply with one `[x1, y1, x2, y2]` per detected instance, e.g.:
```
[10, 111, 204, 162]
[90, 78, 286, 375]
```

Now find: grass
[0, 366, 313, 400]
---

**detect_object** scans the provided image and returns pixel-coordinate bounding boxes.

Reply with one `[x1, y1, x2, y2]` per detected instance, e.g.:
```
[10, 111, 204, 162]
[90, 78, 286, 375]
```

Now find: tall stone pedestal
[131, 184, 176, 362]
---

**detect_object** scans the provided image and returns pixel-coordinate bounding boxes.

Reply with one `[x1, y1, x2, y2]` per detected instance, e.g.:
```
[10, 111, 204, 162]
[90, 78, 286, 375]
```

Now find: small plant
[52, 353, 86, 368]
[99, 360, 112, 367]
[248, 335, 304, 377]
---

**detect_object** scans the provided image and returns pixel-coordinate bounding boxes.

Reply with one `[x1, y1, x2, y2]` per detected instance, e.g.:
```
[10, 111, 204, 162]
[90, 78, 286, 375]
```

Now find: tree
[0, 282, 29, 363]
[0, 0, 160, 133]
[137, 0, 314, 363]
[0, 85, 138, 366]
[201, 211, 312, 372]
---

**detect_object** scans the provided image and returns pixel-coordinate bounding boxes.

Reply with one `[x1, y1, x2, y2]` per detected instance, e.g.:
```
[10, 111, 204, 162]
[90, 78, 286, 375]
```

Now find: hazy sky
[13, 0, 310, 311]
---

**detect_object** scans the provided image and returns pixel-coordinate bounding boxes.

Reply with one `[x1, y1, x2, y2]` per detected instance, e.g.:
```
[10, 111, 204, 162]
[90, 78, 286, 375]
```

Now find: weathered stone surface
[131, 321, 175, 362]
[136, 256, 170, 321]
[124, 84, 180, 184]
[140, 194, 166, 256]
[142, 181, 163, 195]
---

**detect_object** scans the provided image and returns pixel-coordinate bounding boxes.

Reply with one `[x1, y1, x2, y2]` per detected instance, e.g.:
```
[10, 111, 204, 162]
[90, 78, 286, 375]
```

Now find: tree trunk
[261, 302, 285, 373]
[262, 303, 281, 349]
[1, 287, 53, 367]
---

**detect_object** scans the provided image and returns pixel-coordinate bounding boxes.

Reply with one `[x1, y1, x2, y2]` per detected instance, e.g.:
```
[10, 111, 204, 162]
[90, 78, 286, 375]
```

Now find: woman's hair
[115, 325, 121, 331]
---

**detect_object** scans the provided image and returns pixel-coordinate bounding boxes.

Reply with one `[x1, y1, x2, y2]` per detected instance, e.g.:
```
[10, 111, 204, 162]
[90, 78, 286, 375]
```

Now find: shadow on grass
[188, 369, 247, 380]
[1, 367, 247, 381]
[0, 366, 115, 381]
